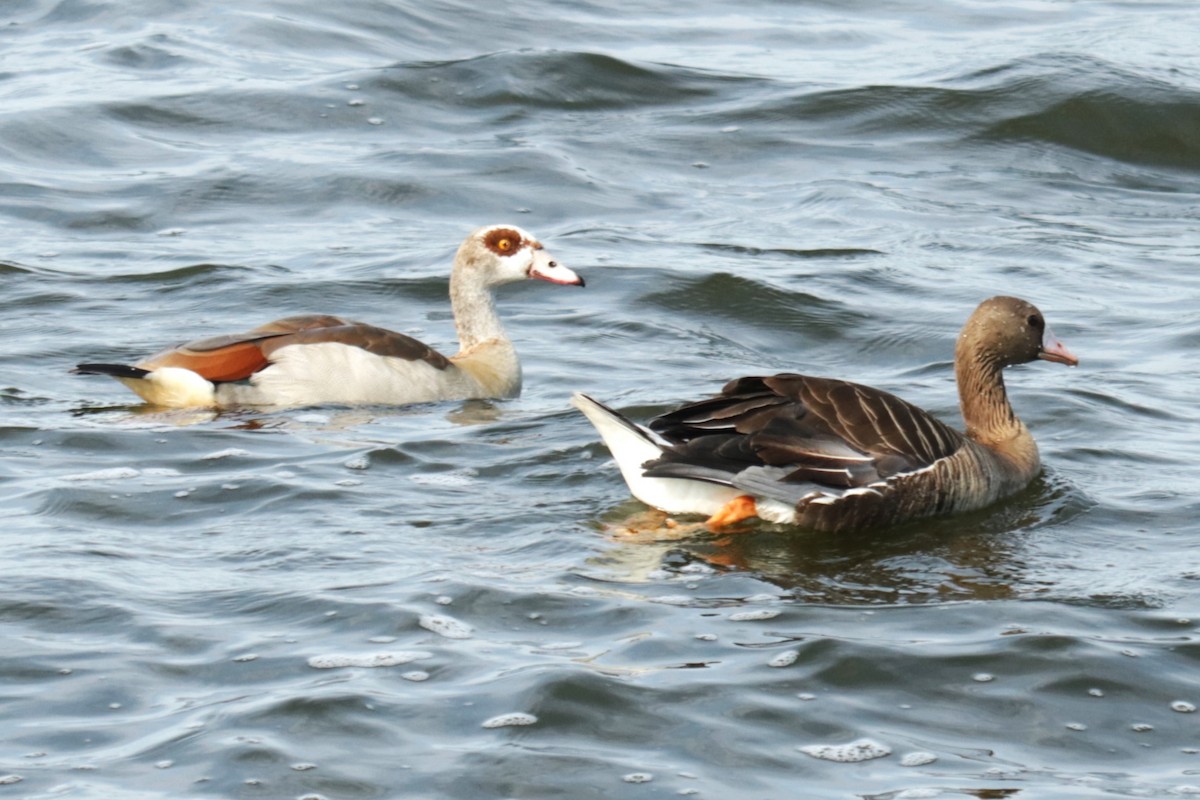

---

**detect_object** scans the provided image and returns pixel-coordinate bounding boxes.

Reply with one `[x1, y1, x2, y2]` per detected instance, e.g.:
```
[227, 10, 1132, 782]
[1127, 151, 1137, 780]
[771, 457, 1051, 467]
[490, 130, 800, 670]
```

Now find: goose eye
[1027, 314, 1043, 329]
[484, 228, 523, 255]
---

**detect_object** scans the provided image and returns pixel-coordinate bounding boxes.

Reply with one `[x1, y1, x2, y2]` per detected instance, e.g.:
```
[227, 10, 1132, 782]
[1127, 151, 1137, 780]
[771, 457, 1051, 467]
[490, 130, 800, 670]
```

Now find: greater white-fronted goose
[573, 296, 1077, 533]
[74, 225, 584, 408]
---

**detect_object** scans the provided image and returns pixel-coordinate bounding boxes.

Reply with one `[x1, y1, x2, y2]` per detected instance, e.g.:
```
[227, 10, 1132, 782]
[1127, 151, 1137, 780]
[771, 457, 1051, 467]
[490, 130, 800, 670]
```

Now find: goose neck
[450, 269, 508, 352]
[956, 345, 1023, 447]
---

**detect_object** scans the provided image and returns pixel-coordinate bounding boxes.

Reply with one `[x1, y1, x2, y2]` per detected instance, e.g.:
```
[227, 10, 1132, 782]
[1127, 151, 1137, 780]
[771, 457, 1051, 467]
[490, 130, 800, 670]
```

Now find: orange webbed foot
[705, 495, 759, 531]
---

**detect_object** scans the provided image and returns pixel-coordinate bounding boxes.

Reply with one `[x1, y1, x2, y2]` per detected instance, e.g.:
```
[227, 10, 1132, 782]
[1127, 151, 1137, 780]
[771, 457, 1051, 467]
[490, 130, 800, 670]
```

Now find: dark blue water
[3, 1, 1200, 797]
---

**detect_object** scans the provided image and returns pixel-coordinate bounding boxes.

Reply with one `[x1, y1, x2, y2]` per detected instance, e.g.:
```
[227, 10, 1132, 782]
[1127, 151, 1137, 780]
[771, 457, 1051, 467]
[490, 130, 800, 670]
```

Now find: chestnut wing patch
[138, 315, 450, 383]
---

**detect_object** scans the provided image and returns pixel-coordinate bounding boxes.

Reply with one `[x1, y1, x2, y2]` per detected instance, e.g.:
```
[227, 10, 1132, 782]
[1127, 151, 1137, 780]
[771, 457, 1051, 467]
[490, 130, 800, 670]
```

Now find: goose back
[643, 373, 1037, 533]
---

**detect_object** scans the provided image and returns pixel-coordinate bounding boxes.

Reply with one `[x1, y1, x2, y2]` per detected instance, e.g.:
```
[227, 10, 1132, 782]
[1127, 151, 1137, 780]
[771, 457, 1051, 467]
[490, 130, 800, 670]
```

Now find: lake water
[3, 1, 1200, 797]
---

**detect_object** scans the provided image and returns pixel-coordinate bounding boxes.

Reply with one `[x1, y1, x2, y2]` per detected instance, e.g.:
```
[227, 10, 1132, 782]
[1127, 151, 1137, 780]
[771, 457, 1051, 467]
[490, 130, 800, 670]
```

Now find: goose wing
[137, 314, 451, 382]
[645, 373, 965, 492]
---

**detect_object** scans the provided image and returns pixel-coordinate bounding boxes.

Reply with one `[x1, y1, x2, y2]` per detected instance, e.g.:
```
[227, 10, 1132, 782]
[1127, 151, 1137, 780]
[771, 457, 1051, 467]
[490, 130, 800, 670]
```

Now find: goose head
[958, 296, 1078, 369]
[455, 224, 584, 289]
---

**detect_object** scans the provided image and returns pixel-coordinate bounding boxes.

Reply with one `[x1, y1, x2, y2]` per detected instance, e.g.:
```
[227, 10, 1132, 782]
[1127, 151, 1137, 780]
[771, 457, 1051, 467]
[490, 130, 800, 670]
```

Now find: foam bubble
[899, 752, 938, 767]
[729, 609, 780, 621]
[201, 448, 250, 460]
[409, 470, 477, 487]
[798, 739, 891, 763]
[419, 614, 473, 639]
[768, 650, 799, 668]
[307, 651, 432, 669]
[649, 595, 693, 606]
[63, 467, 140, 482]
[622, 773, 653, 784]
[1173, 701, 1197, 713]
[402, 671, 430, 682]
[482, 712, 537, 729]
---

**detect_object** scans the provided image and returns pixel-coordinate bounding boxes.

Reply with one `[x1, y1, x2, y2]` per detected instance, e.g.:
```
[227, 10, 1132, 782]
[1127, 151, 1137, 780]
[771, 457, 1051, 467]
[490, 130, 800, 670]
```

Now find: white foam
[307, 651, 432, 669]
[798, 738, 891, 763]
[729, 609, 780, 621]
[409, 470, 477, 487]
[768, 650, 799, 668]
[481, 712, 537, 729]
[900, 752, 938, 767]
[419, 614, 473, 639]
[622, 773, 654, 784]
[1173, 701, 1197, 713]
[649, 595, 693, 606]
[63, 467, 140, 482]
[201, 448, 250, 460]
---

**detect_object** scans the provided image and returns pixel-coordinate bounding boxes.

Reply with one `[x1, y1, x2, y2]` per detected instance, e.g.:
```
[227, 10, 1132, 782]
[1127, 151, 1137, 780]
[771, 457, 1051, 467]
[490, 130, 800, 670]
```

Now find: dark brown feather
[647, 373, 965, 492]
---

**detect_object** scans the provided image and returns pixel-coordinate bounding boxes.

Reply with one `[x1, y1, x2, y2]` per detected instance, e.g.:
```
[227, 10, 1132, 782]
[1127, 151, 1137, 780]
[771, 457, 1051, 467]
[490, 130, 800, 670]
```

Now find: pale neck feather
[449, 259, 510, 352]
[955, 338, 1039, 480]
[446, 243, 525, 397]
[450, 339, 521, 398]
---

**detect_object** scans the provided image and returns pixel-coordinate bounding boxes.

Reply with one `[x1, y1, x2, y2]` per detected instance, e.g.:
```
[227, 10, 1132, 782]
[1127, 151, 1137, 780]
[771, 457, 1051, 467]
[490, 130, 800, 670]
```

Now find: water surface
[3, 1, 1200, 797]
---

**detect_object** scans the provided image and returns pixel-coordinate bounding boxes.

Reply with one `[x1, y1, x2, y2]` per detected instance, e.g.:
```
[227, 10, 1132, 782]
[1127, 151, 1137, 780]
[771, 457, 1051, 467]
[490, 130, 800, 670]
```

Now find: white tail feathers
[570, 392, 739, 516]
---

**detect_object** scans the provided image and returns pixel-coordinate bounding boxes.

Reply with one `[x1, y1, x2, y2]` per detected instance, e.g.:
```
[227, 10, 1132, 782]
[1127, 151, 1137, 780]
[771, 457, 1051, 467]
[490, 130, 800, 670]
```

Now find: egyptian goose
[573, 296, 1078, 533]
[74, 225, 584, 408]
